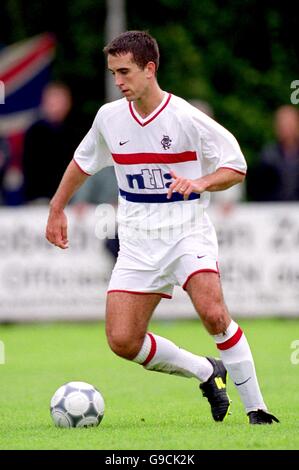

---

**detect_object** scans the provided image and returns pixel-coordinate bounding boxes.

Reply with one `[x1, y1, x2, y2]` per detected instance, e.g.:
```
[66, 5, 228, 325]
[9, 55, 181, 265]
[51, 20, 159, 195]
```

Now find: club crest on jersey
[161, 135, 172, 150]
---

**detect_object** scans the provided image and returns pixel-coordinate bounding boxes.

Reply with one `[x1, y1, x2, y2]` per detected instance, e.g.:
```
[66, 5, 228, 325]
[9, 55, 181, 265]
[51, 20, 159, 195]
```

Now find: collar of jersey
[129, 92, 172, 127]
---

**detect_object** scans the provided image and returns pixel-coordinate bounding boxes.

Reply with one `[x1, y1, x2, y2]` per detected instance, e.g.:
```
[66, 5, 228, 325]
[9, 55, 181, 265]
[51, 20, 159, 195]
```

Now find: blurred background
[0, 0, 299, 321]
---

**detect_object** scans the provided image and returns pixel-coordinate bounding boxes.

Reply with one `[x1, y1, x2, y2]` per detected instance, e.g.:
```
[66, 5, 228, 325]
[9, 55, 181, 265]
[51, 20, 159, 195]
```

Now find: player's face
[108, 53, 151, 101]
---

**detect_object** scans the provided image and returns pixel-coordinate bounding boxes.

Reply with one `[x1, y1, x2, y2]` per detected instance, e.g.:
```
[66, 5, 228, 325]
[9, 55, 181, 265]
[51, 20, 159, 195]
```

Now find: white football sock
[133, 332, 213, 382]
[214, 320, 267, 413]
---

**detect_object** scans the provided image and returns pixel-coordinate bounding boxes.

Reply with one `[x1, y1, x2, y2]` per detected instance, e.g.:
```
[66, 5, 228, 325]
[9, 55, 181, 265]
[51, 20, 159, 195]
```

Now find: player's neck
[133, 85, 165, 119]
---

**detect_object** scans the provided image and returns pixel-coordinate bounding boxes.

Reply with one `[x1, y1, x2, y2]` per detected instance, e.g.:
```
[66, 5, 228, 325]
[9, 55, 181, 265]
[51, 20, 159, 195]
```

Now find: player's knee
[106, 331, 142, 360]
[201, 304, 229, 335]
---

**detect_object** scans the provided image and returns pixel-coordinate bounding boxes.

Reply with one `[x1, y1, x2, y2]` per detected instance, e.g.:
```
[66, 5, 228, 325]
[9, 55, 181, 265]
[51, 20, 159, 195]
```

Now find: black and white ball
[50, 381, 105, 428]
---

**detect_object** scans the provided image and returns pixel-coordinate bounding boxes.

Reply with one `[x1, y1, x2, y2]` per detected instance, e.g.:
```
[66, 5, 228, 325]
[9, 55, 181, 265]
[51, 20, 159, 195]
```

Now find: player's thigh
[185, 272, 230, 334]
[106, 292, 161, 340]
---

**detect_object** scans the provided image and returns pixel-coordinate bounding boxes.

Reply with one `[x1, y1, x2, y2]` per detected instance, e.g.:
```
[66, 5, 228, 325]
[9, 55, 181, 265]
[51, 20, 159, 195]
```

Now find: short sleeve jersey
[74, 93, 247, 231]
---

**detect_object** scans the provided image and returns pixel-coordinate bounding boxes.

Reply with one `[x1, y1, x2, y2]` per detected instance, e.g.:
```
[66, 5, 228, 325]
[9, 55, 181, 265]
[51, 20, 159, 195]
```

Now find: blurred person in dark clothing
[72, 166, 120, 261]
[22, 82, 76, 203]
[72, 166, 119, 207]
[247, 105, 299, 201]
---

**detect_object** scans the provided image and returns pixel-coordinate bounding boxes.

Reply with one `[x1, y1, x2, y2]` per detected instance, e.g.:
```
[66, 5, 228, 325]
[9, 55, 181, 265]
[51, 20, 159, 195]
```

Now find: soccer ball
[50, 381, 105, 428]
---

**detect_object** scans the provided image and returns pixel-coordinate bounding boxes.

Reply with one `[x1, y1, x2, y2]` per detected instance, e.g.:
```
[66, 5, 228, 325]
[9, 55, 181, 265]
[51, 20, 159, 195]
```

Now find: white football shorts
[107, 210, 219, 298]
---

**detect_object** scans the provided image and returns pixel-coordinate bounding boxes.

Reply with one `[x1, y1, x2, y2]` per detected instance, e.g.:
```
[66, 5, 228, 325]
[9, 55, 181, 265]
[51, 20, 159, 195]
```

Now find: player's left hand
[167, 170, 207, 200]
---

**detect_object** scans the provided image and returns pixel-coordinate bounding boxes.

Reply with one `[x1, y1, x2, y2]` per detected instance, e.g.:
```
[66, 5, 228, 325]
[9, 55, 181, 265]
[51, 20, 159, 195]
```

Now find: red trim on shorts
[218, 166, 247, 176]
[72, 158, 92, 176]
[182, 269, 219, 291]
[142, 333, 157, 366]
[217, 326, 243, 350]
[107, 289, 172, 299]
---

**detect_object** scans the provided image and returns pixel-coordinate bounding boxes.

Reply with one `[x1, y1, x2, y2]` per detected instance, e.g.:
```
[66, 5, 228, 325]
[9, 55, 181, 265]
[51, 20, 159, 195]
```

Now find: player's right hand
[46, 209, 69, 249]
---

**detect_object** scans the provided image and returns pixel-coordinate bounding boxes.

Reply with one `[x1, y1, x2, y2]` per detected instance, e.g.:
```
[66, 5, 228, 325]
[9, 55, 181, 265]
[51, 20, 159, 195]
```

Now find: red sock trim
[142, 333, 157, 366]
[216, 326, 243, 350]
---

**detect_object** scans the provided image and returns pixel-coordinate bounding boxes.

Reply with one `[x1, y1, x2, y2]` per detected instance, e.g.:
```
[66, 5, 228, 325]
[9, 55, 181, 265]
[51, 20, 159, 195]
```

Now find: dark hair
[103, 30, 160, 72]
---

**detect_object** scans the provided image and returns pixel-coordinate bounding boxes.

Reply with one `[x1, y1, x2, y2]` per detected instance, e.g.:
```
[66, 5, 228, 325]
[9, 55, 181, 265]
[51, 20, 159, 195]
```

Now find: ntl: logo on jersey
[126, 169, 172, 189]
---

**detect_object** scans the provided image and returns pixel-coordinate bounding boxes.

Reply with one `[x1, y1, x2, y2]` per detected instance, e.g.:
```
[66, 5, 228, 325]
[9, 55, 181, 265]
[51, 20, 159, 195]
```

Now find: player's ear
[145, 61, 156, 78]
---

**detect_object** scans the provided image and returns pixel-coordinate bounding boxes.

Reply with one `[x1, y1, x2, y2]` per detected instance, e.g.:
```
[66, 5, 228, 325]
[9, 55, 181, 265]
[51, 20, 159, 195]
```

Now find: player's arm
[46, 160, 89, 249]
[167, 168, 245, 200]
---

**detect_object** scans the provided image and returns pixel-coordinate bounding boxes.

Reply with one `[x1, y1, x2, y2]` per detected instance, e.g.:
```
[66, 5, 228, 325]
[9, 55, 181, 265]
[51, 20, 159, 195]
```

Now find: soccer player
[46, 31, 279, 425]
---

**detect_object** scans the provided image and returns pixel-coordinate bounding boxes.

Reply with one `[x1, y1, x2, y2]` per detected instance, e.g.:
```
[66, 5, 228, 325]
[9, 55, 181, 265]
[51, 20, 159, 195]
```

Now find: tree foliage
[1, 0, 298, 163]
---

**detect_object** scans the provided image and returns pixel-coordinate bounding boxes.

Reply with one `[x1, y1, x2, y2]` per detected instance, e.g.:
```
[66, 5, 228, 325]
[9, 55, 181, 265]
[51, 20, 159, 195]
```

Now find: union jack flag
[0, 33, 55, 203]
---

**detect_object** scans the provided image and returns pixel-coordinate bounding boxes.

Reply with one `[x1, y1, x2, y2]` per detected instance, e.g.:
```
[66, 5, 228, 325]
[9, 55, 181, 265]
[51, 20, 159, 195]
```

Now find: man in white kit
[46, 31, 278, 425]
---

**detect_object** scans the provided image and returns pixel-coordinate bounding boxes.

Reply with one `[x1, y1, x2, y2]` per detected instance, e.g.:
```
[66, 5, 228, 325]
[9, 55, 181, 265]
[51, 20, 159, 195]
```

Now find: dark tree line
[1, 0, 298, 164]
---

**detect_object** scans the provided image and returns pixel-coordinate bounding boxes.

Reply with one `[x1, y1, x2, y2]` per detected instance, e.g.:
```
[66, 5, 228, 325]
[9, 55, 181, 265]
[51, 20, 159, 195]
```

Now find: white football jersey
[74, 93, 247, 232]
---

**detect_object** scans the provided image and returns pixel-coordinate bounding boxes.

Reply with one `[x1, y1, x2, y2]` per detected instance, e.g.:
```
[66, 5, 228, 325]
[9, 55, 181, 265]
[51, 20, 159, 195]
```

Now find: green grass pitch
[0, 318, 298, 450]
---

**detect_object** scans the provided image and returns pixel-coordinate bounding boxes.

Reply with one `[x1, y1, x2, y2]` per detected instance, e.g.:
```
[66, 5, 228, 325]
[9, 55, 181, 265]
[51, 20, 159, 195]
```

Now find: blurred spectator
[0, 137, 10, 204]
[247, 105, 299, 201]
[72, 166, 118, 206]
[72, 167, 119, 261]
[188, 99, 214, 119]
[22, 82, 76, 203]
